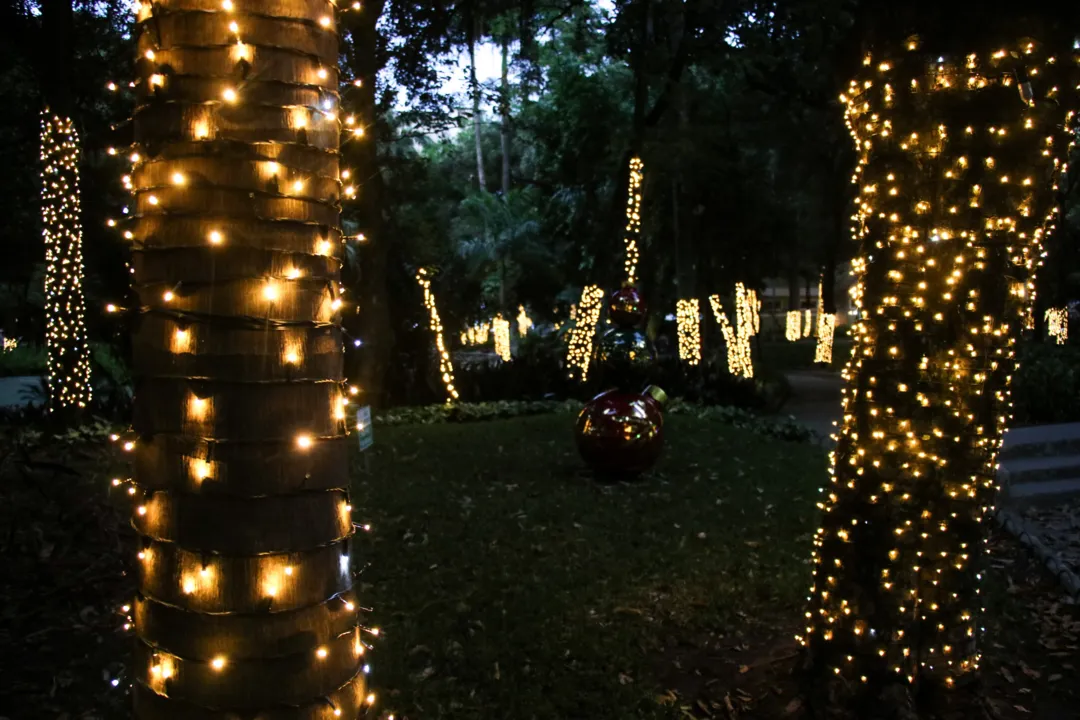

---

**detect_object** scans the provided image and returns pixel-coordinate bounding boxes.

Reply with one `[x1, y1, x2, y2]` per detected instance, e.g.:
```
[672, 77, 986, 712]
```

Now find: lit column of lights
[125, 0, 374, 717]
[800, 39, 1078, 704]
[814, 276, 835, 364]
[492, 315, 511, 361]
[416, 269, 459, 403]
[676, 298, 702, 366]
[1045, 307, 1068, 344]
[708, 294, 753, 379]
[516, 305, 533, 337]
[623, 157, 644, 285]
[803, 308, 814, 338]
[786, 310, 803, 341]
[40, 112, 92, 412]
[566, 285, 605, 380]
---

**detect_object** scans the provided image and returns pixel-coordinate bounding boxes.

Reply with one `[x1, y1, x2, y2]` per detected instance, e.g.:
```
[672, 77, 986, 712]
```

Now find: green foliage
[0, 344, 47, 377]
[1013, 343, 1080, 425]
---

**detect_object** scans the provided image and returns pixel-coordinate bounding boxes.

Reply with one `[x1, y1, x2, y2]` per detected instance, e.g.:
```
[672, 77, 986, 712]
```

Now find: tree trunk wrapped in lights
[128, 1, 370, 717]
[802, 39, 1076, 714]
[40, 0, 92, 414]
[41, 112, 93, 412]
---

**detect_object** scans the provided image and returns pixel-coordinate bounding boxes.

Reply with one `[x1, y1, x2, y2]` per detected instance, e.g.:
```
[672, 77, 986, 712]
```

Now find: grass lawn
[353, 413, 826, 720]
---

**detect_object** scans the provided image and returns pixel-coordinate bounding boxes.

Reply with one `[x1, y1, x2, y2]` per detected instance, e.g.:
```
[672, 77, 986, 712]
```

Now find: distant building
[756, 264, 856, 339]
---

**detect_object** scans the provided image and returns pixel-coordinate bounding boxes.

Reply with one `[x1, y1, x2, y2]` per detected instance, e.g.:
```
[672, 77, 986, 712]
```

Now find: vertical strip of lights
[676, 298, 702, 366]
[417, 270, 459, 402]
[1045, 307, 1068, 344]
[786, 310, 803, 341]
[40, 111, 92, 411]
[623, 157, 644, 285]
[566, 285, 604, 380]
[493, 314, 511, 361]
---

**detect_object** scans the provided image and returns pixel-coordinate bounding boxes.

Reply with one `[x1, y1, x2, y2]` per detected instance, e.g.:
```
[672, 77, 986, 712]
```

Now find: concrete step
[1004, 478, 1080, 503]
[1001, 422, 1080, 459]
[1000, 454, 1080, 483]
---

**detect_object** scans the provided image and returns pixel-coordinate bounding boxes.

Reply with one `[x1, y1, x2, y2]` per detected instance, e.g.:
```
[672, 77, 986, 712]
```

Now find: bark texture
[129, 1, 366, 717]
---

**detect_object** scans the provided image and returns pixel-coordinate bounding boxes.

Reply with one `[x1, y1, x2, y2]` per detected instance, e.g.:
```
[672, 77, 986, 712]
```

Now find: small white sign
[356, 406, 373, 451]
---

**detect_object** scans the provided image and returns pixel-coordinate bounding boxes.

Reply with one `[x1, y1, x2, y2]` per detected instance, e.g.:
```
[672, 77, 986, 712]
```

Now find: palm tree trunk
[129, 2, 367, 717]
[40, 0, 91, 416]
[499, 33, 511, 197]
[469, 12, 487, 190]
[346, 0, 393, 408]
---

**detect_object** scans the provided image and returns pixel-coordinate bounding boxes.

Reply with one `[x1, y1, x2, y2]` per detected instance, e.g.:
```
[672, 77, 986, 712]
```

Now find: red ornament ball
[609, 286, 646, 327]
[575, 386, 667, 477]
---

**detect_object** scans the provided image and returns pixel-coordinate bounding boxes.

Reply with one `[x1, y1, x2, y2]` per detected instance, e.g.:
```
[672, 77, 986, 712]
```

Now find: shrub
[1012, 343, 1080, 425]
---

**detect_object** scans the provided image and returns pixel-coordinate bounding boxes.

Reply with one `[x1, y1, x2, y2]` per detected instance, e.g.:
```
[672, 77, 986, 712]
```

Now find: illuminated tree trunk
[128, 1, 369, 717]
[802, 41, 1076, 716]
[40, 0, 92, 414]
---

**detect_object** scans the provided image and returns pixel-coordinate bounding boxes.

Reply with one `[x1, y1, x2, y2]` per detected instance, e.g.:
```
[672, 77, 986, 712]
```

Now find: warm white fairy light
[800, 40, 1078, 695]
[566, 285, 605, 380]
[786, 310, 802, 341]
[1046, 307, 1068, 344]
[676, 298, 702, 365]
[40, 112, 92, 411]
[416, 269, 459, 402]
[814, 276, 835, 364]
[803, 308, 814, 338]
[516, 305, 533, 337]
[623, 157, 644, 284]
[709, 289, 755, 379]
[493, 315, 511, 361]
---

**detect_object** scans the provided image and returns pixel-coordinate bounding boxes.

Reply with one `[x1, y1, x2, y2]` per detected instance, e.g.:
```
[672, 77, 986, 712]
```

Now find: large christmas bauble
[594, 327, 654, 389]
[609, 286, 646, 327]
[575, 386, 667, 477]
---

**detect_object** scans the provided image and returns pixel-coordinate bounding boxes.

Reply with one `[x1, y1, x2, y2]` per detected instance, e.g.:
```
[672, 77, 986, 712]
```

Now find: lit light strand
[1045, 307, 1068, 344]
[40, 112, 92, 411]
[623, 157, 644, 285]
[416, 269, 459, 403]
[786, 310, 802, 341]
[516, 305, 533, 337]
[801, 40, 1078, 697]
[493, 315, 511, 362]
[566, 285, 605, 381]
[676, 298, 702, 366]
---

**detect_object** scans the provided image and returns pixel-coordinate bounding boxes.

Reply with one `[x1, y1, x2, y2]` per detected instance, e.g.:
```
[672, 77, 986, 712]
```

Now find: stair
[999, 424, 1080, 505]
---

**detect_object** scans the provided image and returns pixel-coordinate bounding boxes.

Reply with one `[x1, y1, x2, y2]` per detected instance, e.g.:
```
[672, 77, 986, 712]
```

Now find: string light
[566, 285, 605, 380]
[623, 157, 644, 284]
[1045, 307, 1068, 344]
[676, 298, 702, 365]
[802, 39, 1077, 700]
[416, 269, 459, 402]
[493, 315, 511, 361]
[516, 305, 533, 337]
[126, 1, 373, 716]
[40, 112, 91, 411]
[814, 276, 836, 364]
[786, 310, 803, 342]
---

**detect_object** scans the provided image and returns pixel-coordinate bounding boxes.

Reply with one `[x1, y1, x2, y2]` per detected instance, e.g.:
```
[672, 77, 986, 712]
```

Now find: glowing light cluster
[1045, 307, 1068, 344]
[786, 310, 802, 342]
[814, 276, 836, 364]
[461, 322, 491, 346]
[708, 294, 752, 379]
[623, 157, 644, 285]
[417, 269, 459, 402]
[493, 315, 511, 361]
[40, 112, 92, 411]
[676, 298, 702, 365]
[803, 309, 814, 338]
[800, 39, 1078, 697]
[516, 305, 533, 337]
[566, 285, 605, 380]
